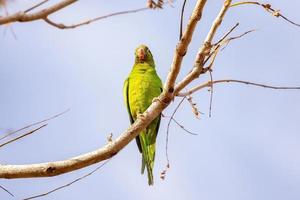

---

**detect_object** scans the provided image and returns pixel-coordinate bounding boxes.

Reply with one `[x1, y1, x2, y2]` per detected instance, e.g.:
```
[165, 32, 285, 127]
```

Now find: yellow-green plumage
[123, 45, 162, 185]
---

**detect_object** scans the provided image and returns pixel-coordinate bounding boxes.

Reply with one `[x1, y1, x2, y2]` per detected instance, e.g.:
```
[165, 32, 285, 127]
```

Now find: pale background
[1, 0, 300, 199]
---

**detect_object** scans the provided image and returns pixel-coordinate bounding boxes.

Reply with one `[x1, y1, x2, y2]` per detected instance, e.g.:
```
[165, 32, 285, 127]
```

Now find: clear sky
[1, 0, 300, 199]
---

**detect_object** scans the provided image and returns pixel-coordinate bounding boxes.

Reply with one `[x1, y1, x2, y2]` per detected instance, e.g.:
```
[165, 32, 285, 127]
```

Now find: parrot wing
[123, 78, 142, 153]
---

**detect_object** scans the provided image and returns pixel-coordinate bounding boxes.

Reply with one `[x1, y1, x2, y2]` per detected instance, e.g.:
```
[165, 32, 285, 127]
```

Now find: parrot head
[134, 44, 155, 66]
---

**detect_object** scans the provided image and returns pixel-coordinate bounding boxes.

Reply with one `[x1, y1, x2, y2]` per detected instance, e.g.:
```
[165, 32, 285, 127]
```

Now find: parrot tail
[139, 131, 155, 185]
[141, 157, 146, 174]
[140, 155, 154, 185]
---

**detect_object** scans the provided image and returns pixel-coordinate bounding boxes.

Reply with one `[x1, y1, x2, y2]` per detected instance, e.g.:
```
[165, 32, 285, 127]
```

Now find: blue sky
[1, 0, 300, 199]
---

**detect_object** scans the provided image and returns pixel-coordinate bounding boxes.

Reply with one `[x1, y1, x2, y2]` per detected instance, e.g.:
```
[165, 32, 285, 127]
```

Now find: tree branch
[179, 0, 188, 40]
[23, 159, 111, 200]
[186, 95, 202, 118]
[0, 0, 77, 25]
[174, 0, 232, 95]
[0, 124, 47, 148]
[178, 79, 300, 96]
[0, 99, 166, 178]
[0, 109, 69, 141]
[163, 0, 207, 95]
[43, 7, 149, 29]
[230, 1, 300, 27]
[24, 0, 49, 13]
[0, 1, 163, 28]
[0, 185, 14, 197]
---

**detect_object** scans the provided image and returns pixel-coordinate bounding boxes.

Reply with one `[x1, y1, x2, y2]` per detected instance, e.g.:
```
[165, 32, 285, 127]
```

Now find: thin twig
[0, 185, 14, 197]
[165, 97, 186, 166]
[23, 159, 111, 200]
[161, 96, 196, 180]
[202, 28, 255, 72]
[208, 70, 213, 117]
[7, 24, 17, 39]
[187, 95, 202, 118]
[213, 22, 239, 46]
[164, 0, 208, 95]
[163, 116, 198, 135]
[179, 0, 188, 40]
[0, 0, 77, 25]
[178, 79, 300, 96]
[0, 124, 47, 148]
[230, 1, 300, 27]
[160, 96, 186, 180]
[0, 109, 69, 141]
[1, 3, 18, 40]
[24, 0, 49, 13]
[174, 0, 232, 95]
[43, 7, 149, 29]
[221, 29, 256, 51]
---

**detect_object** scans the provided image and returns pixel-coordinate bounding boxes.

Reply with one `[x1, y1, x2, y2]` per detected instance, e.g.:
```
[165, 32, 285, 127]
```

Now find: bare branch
[165, 97, 186, 166]
[208, 70, 213, 117]
[160, 97, 185, 181]
[160, 95, 198, 181]
[186, 95, 202, 118]
[0, 185, 14, 197]
[178, 79, 300, 96]
[0, 1, 162, 29]
[220, 29, 255, 51]
[179, 0, 188, 40]
[43, 7, 149, 29]
[23, 159, 111, 200]
[0, 124, 47, 148]
[202, 28, 255, 74]
[0, 109, 69, 141]
[164, 116, 198, 136]
[0, 0, 77, 25]
[213, 22, 239, 46]
[0, 98, 165, 179]
[24, 0, 49, 13]
[164, 0, 208, 95]
[230, 1, 300, 27]
[174, 0, 232, 95]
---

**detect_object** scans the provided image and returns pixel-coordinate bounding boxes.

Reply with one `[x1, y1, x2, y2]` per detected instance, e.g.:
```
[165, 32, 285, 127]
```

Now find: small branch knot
[204, 42, 212, 53]
[46, 166, 56, 174]
[147, 0, 164, 9]
[17, 12, 26, 22]
[110, 151, 118, 157]
[272, 10, 280, 17]
[107, 133, 113, 143]
[194, 12, 202, 21]
[263, 3, 271, 10]
[176, 44, 187, 57]
[168, 87, 174, 93]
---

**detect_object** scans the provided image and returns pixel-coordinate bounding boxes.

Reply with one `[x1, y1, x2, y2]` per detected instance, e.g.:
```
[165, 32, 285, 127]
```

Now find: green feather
[123, 44, 162, 185]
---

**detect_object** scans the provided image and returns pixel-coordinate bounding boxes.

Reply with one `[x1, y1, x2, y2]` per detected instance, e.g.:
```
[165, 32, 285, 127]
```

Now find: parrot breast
[128, 64, 161, 119]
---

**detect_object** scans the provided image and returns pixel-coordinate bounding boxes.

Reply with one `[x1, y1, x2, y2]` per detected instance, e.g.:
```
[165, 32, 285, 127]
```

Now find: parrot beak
[137, 48, 145, 61]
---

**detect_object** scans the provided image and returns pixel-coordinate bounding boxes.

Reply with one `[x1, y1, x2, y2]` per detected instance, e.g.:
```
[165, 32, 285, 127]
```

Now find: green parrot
[123, 44, 162, 185]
